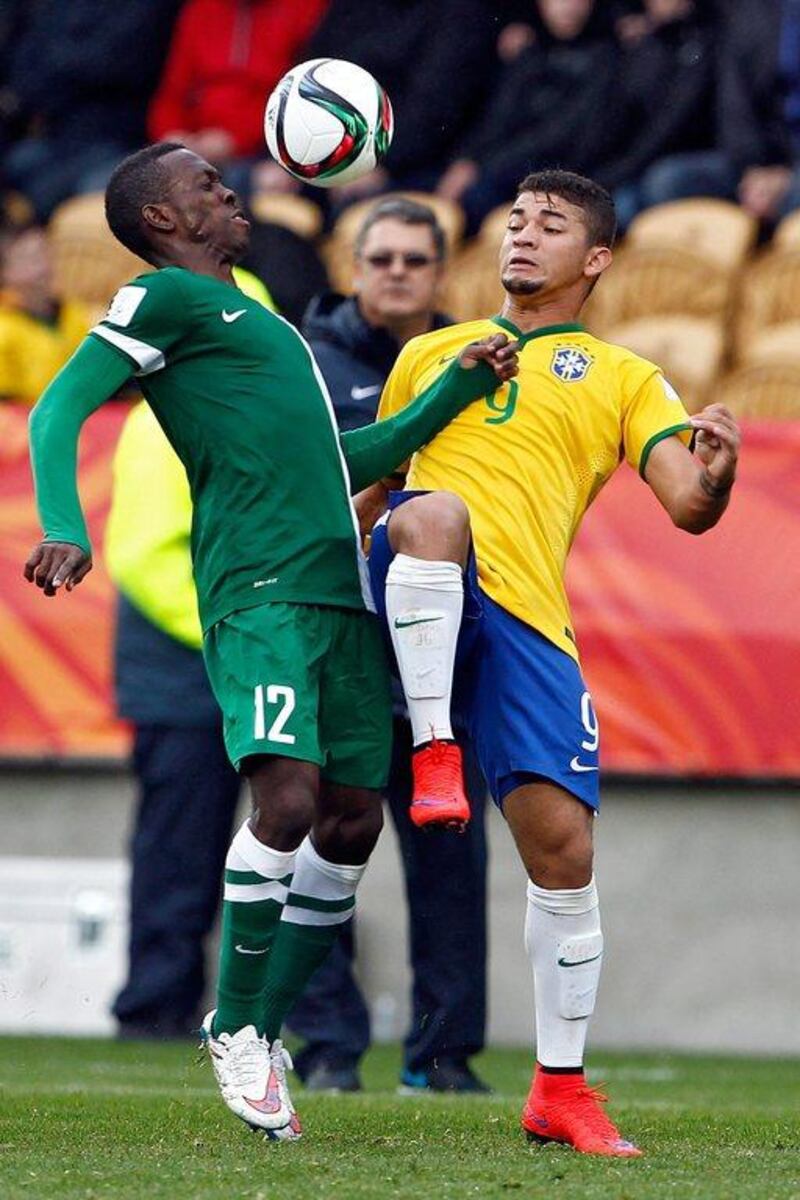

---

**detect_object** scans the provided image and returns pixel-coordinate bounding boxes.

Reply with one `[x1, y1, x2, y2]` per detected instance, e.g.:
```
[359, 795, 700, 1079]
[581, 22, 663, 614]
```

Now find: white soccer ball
[264, 58, 393, 188]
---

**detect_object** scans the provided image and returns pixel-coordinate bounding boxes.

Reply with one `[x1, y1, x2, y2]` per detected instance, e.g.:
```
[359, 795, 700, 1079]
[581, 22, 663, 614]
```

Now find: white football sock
[525, 876, 603, 1069]
[385, 552, 463, 746]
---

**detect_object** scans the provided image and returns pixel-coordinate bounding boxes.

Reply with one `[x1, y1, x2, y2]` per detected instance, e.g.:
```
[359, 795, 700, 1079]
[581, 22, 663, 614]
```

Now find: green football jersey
[91, 268, 370, 630]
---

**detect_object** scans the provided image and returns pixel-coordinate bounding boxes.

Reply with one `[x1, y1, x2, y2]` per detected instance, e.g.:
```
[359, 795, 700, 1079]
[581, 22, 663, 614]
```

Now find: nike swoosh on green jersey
[393, 615, 444, 628]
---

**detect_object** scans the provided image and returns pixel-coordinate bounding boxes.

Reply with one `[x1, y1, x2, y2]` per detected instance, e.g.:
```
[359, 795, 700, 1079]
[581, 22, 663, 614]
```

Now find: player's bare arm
[351, 332, 519, 536]
[644, 403, 740, 534]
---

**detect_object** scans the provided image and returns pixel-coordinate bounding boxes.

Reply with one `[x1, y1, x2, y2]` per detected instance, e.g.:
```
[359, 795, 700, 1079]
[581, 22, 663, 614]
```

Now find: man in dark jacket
[635, 0, 800, 222]
[595, 0, 716, 230]
[436, 0, 622, 231]
[1, 1, 181, 218]
[286, 197, 490, 1093]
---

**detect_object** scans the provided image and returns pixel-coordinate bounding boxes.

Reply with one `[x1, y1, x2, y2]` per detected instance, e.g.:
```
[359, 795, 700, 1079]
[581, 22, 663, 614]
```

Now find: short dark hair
[517, 169, 617, 248]
[105, 142, 186, 262]
[354, 196, 446, 261]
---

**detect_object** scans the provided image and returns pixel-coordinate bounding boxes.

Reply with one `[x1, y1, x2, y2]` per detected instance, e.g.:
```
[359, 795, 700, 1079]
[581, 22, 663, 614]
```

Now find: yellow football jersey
[377, 317, 692, 661]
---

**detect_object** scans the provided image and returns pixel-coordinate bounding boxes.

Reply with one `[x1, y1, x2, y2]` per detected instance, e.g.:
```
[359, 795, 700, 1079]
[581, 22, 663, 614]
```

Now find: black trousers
[287, 718, 488, 1074]
[112, 724, 241, 1034]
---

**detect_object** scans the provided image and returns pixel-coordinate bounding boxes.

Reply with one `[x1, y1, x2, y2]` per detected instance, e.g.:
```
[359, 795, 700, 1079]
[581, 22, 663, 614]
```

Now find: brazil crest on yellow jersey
[377, 317, 692, 662]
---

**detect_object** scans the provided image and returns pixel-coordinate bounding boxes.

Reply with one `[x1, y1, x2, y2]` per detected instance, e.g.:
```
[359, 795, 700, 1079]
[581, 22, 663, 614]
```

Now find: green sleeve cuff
[639, 422, 694, 479]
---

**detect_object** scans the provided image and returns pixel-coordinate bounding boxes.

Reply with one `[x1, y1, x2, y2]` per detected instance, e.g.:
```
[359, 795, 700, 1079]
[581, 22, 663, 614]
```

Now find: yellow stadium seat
[626, 199, 757, 273]
[331, 192, 466, 255]
[715, 362, 800, 418]
[773, 208, 800, 249]
[440, 242, 503, 324]
[734, 247, 800, 353]
[741, 321, 800, 367]
[248, 191, 324, 240]
[585, 245, 734, 336]
[603, 315, 725, 412]
[49, 193, 148, 319]
[478, 203, 517, 250]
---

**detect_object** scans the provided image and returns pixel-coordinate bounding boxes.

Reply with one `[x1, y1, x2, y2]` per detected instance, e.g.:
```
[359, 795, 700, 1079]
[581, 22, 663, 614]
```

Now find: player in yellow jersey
[363, 170, 740, 1157]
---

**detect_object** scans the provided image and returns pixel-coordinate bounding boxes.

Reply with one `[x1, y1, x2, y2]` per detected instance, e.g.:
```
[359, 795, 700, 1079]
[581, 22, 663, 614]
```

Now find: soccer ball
[264, 58, 393, 188]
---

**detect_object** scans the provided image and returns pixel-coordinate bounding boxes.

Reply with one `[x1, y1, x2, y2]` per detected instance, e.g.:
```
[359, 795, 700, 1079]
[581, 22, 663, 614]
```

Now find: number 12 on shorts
[254, 684, 296, 745]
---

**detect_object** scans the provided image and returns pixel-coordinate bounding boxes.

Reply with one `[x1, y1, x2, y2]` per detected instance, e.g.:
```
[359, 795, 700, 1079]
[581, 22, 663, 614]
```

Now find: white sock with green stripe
[261, 835, 367, 1041]
[213, 820, 296, 1038]
[525, 876, 603, 1068]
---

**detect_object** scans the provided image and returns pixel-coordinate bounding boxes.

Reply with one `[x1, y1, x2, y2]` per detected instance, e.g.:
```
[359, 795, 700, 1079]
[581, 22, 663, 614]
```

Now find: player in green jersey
[23, 143, 518, 1140]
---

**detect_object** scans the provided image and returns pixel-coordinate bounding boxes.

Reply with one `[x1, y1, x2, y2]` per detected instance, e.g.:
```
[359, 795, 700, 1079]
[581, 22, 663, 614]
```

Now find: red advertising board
[1, 406, 798, 775]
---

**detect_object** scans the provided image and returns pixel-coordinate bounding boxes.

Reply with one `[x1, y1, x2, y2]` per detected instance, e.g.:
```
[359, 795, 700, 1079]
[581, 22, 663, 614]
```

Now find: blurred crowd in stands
[1, 0, 800, 416]
[1, 0, 798, 229]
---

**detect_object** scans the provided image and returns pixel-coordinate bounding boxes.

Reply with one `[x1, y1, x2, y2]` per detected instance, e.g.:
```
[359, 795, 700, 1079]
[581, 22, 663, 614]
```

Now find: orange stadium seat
[625, 199, 757, 273]
[603, 315, 725, 412]
[48, 192, 149, 320]
[248, 191, 324, 240]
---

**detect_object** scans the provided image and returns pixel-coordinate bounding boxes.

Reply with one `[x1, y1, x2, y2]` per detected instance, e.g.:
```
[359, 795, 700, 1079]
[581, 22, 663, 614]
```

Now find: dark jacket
[115, 595, 221, 728]
[718, 0, 793, 171]
[302, 293, 450, 430]
[303, 0, 498, 177]
[596, 13, 716, 190]
[6, 0, 180, 145]
[459, 33, 623, 188]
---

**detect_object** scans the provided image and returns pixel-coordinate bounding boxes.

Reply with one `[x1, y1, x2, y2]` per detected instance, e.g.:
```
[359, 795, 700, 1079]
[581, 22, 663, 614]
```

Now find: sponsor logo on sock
[394, 615, 444, 629]
[569, 756, 598, 773]
[235, 943, 269, 955]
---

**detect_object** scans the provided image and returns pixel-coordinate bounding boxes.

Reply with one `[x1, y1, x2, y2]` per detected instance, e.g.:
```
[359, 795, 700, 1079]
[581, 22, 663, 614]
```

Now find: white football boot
[200, 1011, 302, 1140]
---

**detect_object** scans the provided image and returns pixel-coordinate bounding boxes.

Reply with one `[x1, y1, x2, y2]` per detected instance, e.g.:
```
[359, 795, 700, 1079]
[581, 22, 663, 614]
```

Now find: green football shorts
[203, 601, 392, 788]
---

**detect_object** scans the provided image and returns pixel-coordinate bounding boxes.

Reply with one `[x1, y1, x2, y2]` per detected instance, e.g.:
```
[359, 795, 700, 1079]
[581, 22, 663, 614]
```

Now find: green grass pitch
[1, 1038, 799, 1199]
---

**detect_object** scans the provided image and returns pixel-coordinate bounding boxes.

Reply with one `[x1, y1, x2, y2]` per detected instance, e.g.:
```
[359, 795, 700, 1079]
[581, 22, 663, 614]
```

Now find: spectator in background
[436, 0, 622, 231]
[0, 225, 89, 407]
[1, 1, 181, 219]
[639, 0, 800, 223]
[596, 0, 716, 230]
[286, 198, 489, 1094]
[255, 0, 498, 207]
[149, 0, 328, 201]
[108, 268, 274, 1040]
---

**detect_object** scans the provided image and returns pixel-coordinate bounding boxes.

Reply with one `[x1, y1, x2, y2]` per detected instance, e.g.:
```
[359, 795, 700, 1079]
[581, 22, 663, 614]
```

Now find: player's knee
[528, 822, 594, 889]
[249, 783, 315, 850]
[389, 490, 470, 558]
[316, 796, 383, 862]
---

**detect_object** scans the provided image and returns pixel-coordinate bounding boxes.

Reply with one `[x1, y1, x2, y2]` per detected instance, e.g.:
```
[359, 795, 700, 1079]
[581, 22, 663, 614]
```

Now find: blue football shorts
[369, 491, 600, 812]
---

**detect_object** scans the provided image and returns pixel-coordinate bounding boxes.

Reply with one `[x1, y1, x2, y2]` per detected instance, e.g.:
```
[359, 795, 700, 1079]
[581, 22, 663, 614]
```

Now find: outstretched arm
[340, 334, 518, 494]
[644, 404, 740, 534]
[25, 337, 133, 596]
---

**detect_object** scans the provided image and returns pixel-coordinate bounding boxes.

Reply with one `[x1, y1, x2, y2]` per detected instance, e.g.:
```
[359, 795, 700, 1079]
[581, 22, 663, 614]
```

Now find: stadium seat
[48, 193, 148, 318]
[733, 247, 800, 354]
[603, 315, 725, 412]
[741, 320, 800, 366]
[715, 361, 800, 419]
[625, 199, 757, 273]
[331, 192, 466, 254]
[248, 192, 324, 240]
[773, 208, 800, 249]
[584, 245, 734, 336]
[440, 242, 503, 324]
